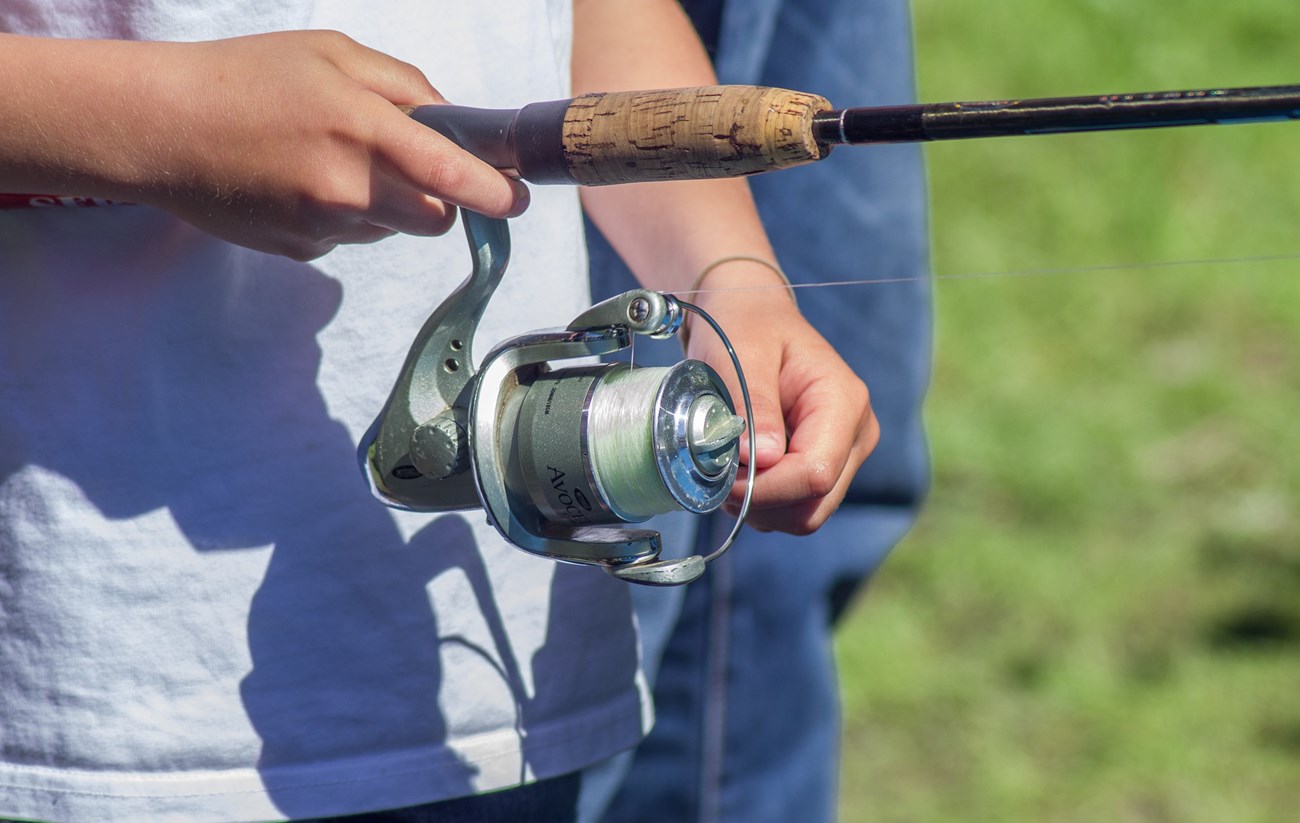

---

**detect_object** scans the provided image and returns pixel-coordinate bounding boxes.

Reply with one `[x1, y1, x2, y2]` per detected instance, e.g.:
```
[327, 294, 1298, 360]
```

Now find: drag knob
[687, 394, 745, 477]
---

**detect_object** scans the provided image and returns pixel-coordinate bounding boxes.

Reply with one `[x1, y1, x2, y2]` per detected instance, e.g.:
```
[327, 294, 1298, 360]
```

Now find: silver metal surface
[568, 289, 684, 339]
[359, 211, 511, 511]
[470, 327, 664, 565]
[688, 394, 745, 477]
[410, 410, 469, 480]
[604, 301, 757, 585]
[651, 360, 738, 513]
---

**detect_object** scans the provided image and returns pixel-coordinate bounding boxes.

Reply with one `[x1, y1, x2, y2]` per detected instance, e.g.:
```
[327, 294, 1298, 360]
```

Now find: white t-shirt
[0, 3, 651, 822]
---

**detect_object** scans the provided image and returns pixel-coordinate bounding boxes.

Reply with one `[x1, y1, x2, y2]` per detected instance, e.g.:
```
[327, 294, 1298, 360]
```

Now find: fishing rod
[406, 83, 1300, 186]
[366, 82, 1299, 587]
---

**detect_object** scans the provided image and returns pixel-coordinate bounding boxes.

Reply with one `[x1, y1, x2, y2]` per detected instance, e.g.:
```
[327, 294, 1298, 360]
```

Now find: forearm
[0, 31, 525, 259]
[571, 0, 785, 295]
[0, 34, 166, 200]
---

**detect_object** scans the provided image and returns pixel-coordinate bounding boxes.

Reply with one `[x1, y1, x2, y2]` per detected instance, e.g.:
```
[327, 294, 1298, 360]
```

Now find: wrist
[677, 255, 799, 351]
[686, 255, 798, 306]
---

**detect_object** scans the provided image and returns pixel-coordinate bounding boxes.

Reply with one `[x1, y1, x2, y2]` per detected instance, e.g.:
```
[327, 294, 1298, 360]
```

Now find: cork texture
[560, 86, 832, 186]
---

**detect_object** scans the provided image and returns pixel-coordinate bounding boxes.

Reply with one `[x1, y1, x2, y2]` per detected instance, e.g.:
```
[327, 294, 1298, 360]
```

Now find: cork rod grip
[560, 86, 833, 185]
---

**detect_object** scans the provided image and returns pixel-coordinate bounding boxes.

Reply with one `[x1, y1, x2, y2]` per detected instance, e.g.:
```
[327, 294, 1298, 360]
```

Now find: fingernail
[756, 433, 784, 460]
[506, 182, 530, 218]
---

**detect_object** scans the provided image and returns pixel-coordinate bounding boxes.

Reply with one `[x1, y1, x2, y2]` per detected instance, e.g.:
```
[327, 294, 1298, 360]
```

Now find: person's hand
[139, 31, 531, 258]
[685, 265, 879, 534]
[3, 31, 527, 259]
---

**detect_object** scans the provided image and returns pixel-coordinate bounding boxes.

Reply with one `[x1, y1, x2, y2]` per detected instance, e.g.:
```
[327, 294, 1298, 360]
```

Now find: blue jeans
[293, 771, 580, 822]
[581, 0, 932, 820]
[1, 774, 578, 823]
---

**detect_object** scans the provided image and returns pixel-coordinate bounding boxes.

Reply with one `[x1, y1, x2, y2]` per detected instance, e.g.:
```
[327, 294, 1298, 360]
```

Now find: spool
[587, 366, 680, 520]
[509, 361, 742, 528]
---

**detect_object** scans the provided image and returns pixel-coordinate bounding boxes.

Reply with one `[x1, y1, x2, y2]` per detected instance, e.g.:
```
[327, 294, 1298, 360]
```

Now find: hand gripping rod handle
[404, 85, 831, 186]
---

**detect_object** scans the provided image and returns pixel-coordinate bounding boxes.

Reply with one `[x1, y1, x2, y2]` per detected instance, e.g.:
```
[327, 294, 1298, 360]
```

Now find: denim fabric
[1, 771, 580, 823]
[294, 770, 580, 823]
[581, 0, 932, 820]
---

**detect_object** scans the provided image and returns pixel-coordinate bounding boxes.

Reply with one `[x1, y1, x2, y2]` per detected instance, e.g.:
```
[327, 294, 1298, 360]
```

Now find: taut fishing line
[678, 251, 1300, 300]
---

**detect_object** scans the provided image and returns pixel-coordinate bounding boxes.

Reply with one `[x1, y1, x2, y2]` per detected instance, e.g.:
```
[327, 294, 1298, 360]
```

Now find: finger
[317, 39, 528, 218]
[739, 391, 787, 469]
[784, 365, 876, 462]
[693, 336, 787, 469]
[316, 30, 445, 106]
[727, 465, 852, 536]
[723, 410, 878, 535]
[278, 220, 395, 261]
[732, 450, 849, 512]
[349, 221, 400, 244]
[376, 111, 530, 219]
[363, 171, 458, 237]
[336, 221, 400, 246]
[741, 385, 870, 510]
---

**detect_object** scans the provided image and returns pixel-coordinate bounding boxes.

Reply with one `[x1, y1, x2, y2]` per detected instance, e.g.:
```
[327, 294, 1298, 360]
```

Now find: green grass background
[835, 2, 1300, 820]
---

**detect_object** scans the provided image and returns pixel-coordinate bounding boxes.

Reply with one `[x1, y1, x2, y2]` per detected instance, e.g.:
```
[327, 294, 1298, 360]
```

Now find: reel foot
[605, 554, 706, 586]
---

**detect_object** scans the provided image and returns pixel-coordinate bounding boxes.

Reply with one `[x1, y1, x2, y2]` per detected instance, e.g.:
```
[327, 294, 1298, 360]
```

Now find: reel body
[360, 211, 751, 586]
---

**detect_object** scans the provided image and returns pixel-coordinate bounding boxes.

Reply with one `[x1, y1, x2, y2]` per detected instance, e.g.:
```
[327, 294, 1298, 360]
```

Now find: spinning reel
[360, 211, 754, 586]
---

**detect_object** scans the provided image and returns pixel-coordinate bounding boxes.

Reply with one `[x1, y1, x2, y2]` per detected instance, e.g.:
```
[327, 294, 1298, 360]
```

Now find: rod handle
[560, 86, 832, 185]
[406, 85, 832, 186]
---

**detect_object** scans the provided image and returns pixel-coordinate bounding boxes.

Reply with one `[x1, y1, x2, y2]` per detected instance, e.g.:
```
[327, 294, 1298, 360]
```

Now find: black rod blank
[813, 84, 1300, 146]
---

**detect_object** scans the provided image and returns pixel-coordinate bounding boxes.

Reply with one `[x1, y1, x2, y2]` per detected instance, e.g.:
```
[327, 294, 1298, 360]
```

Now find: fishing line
[588, 365, 682, 520]
[675, 251, 1300, 298]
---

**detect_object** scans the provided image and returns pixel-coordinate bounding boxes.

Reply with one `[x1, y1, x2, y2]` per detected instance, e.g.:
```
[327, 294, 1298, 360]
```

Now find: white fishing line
[588, 366, 679, 520]
[674, 252, 1300, 298]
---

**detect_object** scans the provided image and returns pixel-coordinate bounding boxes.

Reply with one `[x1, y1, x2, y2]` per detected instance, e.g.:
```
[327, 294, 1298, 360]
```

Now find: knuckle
[281, 238, 330, 262]
[787, 519, 819, 537]
[794, 501, 840, 536]
[423, 156, 469, 198]
[311, 176, 370, 215]
[804, 461, 839, 499]
[335, 104, 382, 151]
[310, 29, 357, 53]
[803, 506, 838, 535]
[864, 412, 882, 452]
[395, 59, 437, 97]
[423, 204, 457, 236]
[846, 375, 871, 410]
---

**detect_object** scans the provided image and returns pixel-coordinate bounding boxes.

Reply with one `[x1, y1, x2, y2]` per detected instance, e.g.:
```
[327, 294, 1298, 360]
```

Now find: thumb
[737, 372, 786, 470]
[688, 318, 787, 470]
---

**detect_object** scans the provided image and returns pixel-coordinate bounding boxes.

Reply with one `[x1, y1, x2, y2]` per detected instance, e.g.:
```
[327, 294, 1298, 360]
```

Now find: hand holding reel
[360, 210, 755, 586]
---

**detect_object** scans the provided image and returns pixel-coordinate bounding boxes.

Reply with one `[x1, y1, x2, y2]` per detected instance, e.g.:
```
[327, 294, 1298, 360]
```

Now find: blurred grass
[836, 2, 1300, 821]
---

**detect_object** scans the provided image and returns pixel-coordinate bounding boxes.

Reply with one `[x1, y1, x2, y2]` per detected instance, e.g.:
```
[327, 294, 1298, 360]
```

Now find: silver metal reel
[359, 211, 755, 586]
